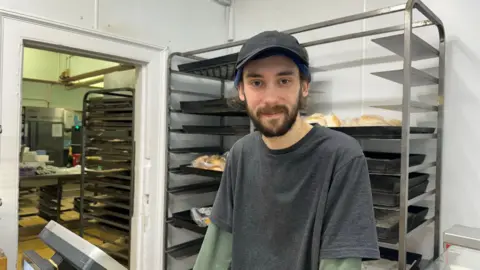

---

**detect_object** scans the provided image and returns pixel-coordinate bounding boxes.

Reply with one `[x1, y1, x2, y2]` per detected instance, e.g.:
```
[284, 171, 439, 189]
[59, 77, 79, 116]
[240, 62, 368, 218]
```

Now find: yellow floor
[16, 211, 127, 270]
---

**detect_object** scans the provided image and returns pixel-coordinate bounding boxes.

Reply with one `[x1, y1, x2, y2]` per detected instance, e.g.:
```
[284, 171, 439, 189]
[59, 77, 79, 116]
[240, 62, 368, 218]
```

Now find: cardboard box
[0, 248, 7, 270]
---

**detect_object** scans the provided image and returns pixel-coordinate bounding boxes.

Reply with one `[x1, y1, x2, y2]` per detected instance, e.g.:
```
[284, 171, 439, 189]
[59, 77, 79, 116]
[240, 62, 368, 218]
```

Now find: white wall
[0, 0, 229, 52]
[233, 0, 480, 260]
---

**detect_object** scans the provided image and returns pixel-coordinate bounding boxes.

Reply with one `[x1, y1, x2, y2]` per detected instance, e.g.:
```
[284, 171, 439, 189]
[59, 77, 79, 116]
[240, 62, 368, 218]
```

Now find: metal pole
[399, 2, 414, 269]
[434, 25, 446, 262]
[183, 4, 407, 55]
[301, 20, 432, 48]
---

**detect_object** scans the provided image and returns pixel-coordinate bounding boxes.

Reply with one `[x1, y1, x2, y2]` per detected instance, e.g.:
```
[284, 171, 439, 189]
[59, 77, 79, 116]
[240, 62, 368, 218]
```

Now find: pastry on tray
[304, 113, 341, 127]
[192, 154, 226, 171]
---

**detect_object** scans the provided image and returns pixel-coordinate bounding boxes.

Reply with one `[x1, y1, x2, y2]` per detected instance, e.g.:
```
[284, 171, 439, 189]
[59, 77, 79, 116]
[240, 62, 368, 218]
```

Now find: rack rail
[79, 88, 135, 268]
[164, 1, 444, 269]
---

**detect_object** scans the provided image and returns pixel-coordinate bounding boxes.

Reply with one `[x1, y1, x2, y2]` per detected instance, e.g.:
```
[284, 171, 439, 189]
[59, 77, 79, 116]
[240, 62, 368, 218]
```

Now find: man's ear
[301, 81, 309, 98]
[238, 84, 246, 101]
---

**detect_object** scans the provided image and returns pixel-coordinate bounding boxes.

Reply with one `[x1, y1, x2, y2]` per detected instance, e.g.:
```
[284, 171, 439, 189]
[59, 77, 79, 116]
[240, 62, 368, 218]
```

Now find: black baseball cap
[235, 30, 310, 70]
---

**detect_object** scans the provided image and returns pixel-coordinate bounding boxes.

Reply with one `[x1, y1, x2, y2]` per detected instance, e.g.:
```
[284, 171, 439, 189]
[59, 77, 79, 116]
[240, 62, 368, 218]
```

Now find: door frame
[0, 11, 168, 270]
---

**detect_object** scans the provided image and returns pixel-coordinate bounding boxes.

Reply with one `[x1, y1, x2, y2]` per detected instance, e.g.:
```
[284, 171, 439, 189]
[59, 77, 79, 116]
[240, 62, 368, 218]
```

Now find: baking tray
[177, 165, 224, 178]
[167, 181, 220, 195]
[364, 151, 426, 174]
[179, 98, 246, 116]
[167, 210, 207, 235]
[375, 205, 429, 243]
[177, 53, 238, 80]
[330, 126, 435, 139]
[180, 125, 250, 135]
[372, 180, 429, 207]
[83, 196, 131, 211]
[85, 170, 132, 181]
[370, 172, 429, 193]
[169, 146, 224, 154]
[85, 186, 131, 200]
[84, 213, 130, 231]
[166, 238, 204, 259]
[85, 178, 131, 190]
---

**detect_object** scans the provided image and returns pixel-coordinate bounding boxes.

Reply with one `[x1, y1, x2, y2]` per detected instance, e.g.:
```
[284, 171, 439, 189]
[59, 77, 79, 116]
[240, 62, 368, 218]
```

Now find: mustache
[256, 105, 288, 116]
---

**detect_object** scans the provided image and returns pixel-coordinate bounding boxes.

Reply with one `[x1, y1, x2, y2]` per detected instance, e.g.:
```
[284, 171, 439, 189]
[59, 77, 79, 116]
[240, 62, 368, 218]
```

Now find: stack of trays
[80, 89, 135, 267]
[365, 151, 430, 244]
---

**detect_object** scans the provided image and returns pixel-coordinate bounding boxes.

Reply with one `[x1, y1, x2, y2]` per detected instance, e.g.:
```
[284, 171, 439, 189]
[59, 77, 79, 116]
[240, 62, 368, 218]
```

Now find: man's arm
[193, 223, 362, 270]
[320, 154, 380, 260]
[193, 223, 232, 270]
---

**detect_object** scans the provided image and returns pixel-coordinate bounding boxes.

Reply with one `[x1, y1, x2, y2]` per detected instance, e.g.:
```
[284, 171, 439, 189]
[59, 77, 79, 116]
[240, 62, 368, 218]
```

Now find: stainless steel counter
[20, 174, 80, 188]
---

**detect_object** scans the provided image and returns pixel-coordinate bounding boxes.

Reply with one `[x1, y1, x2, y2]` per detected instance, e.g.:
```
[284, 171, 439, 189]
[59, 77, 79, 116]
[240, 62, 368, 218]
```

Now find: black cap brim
[235, 45, 308, 70]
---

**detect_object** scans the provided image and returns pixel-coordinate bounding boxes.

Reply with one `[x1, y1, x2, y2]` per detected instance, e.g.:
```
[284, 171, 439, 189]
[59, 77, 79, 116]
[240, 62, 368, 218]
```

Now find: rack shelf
[330, 126, 435, 139]
[179, 98, 246, 116]
[177, 53, 238, 81]
[175, 165, 224, 178]
[80, 88, 135, 268]
[167, 210, 208, 235]
[371, 33, 439, 61]
[166, 238, 204, 260]
[370, 100, 439, 112]
[372, 68, 439, 86]
[172, 125, 250, 135]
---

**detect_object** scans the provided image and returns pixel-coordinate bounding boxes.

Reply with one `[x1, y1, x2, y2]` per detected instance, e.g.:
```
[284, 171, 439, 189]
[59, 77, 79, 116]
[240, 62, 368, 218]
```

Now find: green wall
[22, 48, 119, 111]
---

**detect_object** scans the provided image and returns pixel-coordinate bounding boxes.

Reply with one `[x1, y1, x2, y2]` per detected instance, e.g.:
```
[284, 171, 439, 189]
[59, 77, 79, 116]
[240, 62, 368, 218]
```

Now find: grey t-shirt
[210, 125, 380, 270]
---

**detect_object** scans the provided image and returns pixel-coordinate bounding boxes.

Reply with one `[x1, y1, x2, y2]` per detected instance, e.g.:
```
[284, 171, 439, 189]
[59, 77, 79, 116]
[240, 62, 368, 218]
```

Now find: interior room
[0, 0, 479, 270]
[18, 47, 137, 269]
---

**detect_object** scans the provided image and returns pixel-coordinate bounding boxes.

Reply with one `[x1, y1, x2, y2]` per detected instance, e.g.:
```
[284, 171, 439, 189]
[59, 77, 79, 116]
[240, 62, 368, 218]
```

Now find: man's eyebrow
[277, 70, 295, 76]
[244, 72, 263, 78]
[244, 70, 296, 78]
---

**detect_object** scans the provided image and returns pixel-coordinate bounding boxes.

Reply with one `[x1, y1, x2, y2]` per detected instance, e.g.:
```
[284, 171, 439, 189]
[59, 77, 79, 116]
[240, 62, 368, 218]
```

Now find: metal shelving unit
[164, 52, 249, 270]
[163, 1, 444, 269]
[79, 88, 135, 268]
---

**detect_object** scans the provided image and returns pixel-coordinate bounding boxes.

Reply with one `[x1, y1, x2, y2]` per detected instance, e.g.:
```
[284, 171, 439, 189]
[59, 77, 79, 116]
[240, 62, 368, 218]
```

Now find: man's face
[238, 55, 309, 137]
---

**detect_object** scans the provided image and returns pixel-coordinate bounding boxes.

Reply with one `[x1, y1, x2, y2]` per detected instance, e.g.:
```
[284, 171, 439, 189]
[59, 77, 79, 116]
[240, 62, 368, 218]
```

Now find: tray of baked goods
[375, 205, 429, 244]
[304, 113, 435, 139]
[179, 98, 247, 116]
[364, 151, 426, 174]
[179, 125, 250, 135]
[177, 153, 227, 177]
[371, 173, 429, 207]
[177, 53, 238, 80]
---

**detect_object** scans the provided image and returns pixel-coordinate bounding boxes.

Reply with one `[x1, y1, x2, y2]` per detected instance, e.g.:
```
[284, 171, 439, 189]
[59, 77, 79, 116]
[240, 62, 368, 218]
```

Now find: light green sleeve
[193, 223, 232, 270]
[193, 223, 363, 270]
[319, 258, 362, 270]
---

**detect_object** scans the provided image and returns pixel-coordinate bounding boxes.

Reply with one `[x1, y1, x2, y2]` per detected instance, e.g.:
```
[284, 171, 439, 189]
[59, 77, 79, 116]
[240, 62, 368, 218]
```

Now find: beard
[245, 90, 302, 138]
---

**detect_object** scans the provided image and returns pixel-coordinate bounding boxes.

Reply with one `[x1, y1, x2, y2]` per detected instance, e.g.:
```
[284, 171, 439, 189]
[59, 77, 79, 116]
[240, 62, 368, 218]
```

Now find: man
[193, 30, 379, 270]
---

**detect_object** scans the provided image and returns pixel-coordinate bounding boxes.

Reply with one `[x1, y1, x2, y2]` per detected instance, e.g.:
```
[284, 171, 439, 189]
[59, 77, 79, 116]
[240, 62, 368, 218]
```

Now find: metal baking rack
[79, 88, 135, 268]
[165, 0, 444, 269]
[165, 50, 252, 269]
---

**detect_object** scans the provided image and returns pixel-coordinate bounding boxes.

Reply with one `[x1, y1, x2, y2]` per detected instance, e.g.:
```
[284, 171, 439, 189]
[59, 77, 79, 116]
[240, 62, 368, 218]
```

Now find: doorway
[0, 12, 168, 270]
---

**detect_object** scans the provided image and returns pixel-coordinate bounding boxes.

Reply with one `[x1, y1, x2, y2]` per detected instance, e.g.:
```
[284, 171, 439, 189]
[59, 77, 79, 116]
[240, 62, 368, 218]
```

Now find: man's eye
[279, 79, 291, 85]
[250, 80, 263, 87]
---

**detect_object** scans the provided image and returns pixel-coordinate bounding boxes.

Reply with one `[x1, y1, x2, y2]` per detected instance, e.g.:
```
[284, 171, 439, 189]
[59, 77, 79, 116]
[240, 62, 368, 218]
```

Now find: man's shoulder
[314, 126, 364, 163]
[227, 132, 259, 157]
